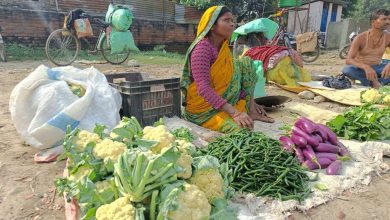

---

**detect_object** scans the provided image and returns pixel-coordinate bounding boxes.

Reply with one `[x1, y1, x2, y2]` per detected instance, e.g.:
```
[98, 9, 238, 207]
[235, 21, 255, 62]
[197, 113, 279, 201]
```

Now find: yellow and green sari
[181, 6, 257, 133]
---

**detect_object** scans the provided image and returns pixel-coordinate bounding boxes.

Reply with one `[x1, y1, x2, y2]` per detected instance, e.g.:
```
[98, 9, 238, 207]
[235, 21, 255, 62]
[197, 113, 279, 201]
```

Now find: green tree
[341, 0, 359, 18]
[178, 0, 277, 22]
[352, 0, 390, 19]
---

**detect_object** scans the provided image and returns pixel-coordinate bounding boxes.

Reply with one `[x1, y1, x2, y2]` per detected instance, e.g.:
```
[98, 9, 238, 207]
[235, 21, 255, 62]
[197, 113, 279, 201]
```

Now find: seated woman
[181, 6, 274, 133]
[243, 34, 311, 91]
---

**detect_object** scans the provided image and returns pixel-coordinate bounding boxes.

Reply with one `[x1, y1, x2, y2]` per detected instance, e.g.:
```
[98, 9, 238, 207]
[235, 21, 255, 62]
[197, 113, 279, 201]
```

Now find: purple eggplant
[292, 126, 320, 147]
[317, 152, 351, 162]
[291, 134, 307, 148]
[312, 134, 323, 143]
[317, 157, 333, 168]
[302, 160, 320, 170]
[315, 129, 328, 142]
[295, 117, 318, 134]
[294, 147, 305, 163]
[316, 152, 338, 161]
[302, 145, 321, 167]
[279, 136, 295, 152]
[326, 160, 343, 175]
[337, 141, 351, 157]
[315, 143, 340, 154]
[317, 124, 338, 145]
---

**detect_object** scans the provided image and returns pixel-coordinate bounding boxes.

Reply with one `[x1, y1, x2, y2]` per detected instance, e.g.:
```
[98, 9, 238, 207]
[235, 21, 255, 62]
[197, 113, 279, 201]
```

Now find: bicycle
[268, 9, 320, 63]
[45, 12, 130, 66]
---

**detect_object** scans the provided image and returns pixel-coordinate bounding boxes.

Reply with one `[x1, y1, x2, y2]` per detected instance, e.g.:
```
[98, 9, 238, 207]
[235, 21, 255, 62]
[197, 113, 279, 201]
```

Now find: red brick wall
[0, 7, 196, 52]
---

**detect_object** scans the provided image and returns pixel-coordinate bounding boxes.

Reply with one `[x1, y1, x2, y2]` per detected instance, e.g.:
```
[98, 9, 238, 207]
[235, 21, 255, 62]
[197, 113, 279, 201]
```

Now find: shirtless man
[343, 9, 390, 88]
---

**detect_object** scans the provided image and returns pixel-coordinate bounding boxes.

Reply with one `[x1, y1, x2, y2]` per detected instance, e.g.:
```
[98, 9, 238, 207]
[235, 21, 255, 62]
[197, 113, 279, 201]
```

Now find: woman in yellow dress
[181, 6, 273, 133]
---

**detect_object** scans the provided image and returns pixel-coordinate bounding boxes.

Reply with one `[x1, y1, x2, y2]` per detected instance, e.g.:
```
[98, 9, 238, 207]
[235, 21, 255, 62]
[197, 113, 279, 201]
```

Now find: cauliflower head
[142, 125, 175, 153]
[361, 89, 382, 103]
[383, 95, 390, 104]
[73, 130, 101, 152]
[68, 166, 92, 182]
[189, 169, 224, 202]
[159, 182, 211, 220]
[93, 139, 126, 162]
[177, 153, 193, 179]
[175, 139, 196, 155]
[96, 197, 135, 220]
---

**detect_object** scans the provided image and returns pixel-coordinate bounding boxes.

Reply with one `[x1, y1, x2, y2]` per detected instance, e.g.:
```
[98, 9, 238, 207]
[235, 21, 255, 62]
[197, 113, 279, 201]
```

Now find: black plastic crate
[106, 72, 144, 118]
[119, 78, 181, 126]
[106, 73, 181, 126]
[106, 72, 143, 84]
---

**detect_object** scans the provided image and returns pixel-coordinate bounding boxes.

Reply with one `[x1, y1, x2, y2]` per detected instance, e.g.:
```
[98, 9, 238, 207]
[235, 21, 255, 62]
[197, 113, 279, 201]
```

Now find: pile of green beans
[205, 129, 311, 201]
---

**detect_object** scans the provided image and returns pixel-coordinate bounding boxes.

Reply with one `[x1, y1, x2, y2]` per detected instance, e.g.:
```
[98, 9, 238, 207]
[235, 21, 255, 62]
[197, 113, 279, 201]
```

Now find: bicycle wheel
[45, 29, 80, 66]
[300, 40, 320, 63]
[100, 36, 130, 65]
[339, 45, 350, 59]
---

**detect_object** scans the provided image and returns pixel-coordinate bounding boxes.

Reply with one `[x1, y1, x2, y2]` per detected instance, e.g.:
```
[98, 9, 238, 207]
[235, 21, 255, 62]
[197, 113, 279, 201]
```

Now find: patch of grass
[131, 51, 185, 65]
[5, 43, 46, 61]
[5, 43, 185, 65]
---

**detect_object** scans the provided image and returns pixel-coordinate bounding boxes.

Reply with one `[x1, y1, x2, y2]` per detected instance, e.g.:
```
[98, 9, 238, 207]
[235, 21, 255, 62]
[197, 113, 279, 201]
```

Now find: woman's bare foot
[249, 103, 275, 123]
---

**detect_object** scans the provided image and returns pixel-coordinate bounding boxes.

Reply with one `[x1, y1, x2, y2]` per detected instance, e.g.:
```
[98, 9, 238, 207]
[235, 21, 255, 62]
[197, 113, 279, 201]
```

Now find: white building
[287, 0, 344, 34]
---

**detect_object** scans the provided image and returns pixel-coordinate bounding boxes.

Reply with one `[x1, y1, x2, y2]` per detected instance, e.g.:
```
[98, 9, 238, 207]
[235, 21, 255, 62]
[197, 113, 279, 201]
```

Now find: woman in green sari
[181, 6, 274, 133]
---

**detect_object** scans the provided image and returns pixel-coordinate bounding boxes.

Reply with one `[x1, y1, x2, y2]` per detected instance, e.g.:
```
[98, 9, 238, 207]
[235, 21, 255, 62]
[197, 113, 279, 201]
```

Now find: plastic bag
[110, 30, 139, 54]
[105, 3, 133, 31]
[111, 8, 133, 31]
[322, 74, 352, 89]
[73, 18, 93, 38]
[9, 65, 122, 150]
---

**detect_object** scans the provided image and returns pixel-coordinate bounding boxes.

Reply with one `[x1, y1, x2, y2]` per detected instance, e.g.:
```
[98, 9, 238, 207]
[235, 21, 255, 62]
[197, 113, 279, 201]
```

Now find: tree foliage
[351, 0, 390, 19]
[178, 0, 277, 22]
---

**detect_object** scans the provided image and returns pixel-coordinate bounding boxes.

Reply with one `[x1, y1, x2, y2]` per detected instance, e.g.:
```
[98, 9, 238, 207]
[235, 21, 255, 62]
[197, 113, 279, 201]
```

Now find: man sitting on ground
[343, 9, 390, 88]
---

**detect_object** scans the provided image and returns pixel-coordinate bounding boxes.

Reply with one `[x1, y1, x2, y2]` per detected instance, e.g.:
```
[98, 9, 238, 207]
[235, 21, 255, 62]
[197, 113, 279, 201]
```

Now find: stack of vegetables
[203, 129, 311, 201]
[55, 117, 236, 220]
[279, 117, 351, 175]
[327, 104, 390, 141]
[360, 86, 390, 105]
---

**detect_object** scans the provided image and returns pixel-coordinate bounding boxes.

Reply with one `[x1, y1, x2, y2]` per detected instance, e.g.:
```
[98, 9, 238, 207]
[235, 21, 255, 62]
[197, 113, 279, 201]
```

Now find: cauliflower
[189, 169, 224, 202]
[177, 152, 193, 179]
[361, 89, 382, 103]
[96, 197, 135, 220]
[93, 139, 126, 162]
[175, 139, 196, 156]
[68, 166, 92, 182]
[158, 181, 211, 220]
[384, 95, 390, 104]
[73, 130, 101, 152]
[142, 125, 175, 153]
[189, 155, 225, 203]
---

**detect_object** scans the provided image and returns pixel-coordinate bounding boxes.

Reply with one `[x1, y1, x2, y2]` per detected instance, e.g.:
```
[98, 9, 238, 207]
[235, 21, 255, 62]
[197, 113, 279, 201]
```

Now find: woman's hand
[232, 111, 254, 129]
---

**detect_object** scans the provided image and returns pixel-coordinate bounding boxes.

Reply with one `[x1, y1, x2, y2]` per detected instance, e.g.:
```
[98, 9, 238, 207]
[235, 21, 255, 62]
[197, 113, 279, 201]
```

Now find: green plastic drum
[278, 0, 302, 8]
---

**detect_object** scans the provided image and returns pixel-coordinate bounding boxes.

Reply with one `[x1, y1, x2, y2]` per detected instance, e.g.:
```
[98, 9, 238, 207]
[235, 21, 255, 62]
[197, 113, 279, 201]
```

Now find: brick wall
[0, 7, 196, 52]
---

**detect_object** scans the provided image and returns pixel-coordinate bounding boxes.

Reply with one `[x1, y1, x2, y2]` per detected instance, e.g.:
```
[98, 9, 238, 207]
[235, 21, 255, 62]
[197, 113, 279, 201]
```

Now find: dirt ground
[0, 51, 389, 220]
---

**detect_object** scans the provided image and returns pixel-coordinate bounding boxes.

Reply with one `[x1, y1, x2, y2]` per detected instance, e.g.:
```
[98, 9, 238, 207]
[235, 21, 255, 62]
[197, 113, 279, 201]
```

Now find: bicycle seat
[95, 18, 110, 28]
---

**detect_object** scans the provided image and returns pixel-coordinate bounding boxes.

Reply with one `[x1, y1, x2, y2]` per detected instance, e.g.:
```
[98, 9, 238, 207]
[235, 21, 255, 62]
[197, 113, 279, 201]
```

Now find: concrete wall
[326, 18, 370, 50]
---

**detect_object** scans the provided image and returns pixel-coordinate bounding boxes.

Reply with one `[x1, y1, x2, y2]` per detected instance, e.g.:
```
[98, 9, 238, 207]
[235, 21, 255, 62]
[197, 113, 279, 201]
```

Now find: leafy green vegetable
[114, 147, 180, 202]
[171, 127, 195, 142]
[327, 104, 390, 141]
